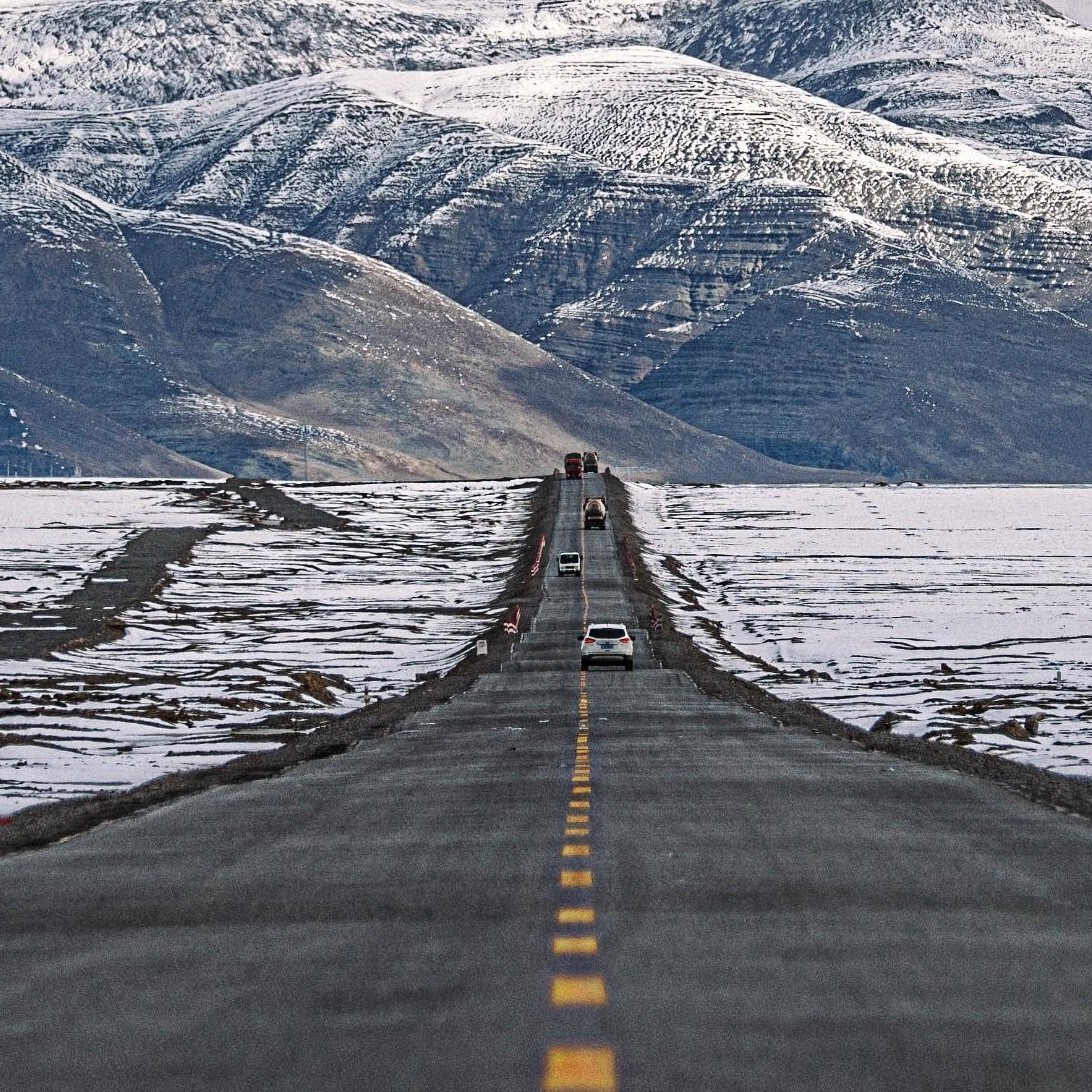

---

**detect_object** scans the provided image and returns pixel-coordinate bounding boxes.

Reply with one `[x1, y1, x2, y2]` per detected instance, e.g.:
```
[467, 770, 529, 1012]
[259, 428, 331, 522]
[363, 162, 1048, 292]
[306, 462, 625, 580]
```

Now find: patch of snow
[0, 483, 229, 609]
[0, 478, 536, 815]
[630, 482, 1092, 781]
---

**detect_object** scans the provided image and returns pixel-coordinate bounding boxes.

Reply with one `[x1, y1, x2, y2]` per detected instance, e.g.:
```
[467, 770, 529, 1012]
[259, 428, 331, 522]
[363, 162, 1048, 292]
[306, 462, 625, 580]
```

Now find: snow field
[0, 478, 535, 815]
[0, 481, 234, 610]
[628, 482, 1092, 779]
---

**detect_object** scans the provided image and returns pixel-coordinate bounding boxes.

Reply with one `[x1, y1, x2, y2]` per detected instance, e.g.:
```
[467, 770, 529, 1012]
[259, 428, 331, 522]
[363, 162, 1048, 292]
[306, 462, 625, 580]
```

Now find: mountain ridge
[2, 147, 824, 481]
[2, 0, 1092, 480]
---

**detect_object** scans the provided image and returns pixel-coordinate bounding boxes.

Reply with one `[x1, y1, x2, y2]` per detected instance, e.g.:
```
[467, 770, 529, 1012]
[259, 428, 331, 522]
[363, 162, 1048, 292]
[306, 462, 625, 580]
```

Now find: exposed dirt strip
[222, 477, 350, 530]
[0, 526, 213, 661]
[0, 479, 352, 664]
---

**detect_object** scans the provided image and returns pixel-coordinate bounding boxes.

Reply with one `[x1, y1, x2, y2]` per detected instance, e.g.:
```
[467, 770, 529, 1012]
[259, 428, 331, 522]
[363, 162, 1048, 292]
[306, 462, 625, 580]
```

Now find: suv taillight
[583, 637, 596, 644]
[619, 636, 632, 644]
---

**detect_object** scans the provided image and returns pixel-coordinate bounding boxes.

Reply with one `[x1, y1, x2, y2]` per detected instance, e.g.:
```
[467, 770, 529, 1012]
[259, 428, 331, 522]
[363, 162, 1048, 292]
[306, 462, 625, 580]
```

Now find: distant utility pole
[302, 426, 310, 480]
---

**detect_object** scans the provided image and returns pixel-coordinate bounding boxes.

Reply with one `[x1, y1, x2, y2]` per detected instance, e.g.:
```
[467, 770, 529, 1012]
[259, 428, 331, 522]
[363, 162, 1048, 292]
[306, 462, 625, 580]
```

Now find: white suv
[580, 623, 634, 671]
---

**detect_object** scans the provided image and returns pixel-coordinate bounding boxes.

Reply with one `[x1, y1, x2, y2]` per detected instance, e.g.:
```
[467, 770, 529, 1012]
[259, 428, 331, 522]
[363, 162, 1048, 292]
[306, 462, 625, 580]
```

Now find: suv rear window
[588, 626, 627, 639]
[559, 553, 580, 563]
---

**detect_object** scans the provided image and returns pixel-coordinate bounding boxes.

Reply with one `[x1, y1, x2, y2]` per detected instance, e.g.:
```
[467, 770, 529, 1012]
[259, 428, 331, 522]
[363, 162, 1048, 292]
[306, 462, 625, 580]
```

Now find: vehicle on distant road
[580, 623, 634, 671]
[583, 496, 607, 529]
[564, 452, 583, 479]
[557, 552, 582, 576]
[582, 451, 599, 473]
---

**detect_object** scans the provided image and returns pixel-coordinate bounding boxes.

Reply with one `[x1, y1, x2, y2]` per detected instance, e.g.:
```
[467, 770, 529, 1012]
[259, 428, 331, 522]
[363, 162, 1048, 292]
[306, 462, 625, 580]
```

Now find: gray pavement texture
[3, 475, 1092, 1091]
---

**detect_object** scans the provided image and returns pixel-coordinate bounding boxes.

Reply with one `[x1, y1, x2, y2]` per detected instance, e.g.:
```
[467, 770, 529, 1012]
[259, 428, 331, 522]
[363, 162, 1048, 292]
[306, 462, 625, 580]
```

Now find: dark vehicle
[580, 623, 634, 671]
[583, 496, 607, 529]
[564, 452, 584, 479]
[582, 451, 599, 473]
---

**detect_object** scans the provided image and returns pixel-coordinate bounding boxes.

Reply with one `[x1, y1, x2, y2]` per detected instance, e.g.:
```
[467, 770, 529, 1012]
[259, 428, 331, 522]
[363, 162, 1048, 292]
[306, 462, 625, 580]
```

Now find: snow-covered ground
[0, 482, 231, 611]
[629, 483, 1092, 779]
[0, 478, 534, 815]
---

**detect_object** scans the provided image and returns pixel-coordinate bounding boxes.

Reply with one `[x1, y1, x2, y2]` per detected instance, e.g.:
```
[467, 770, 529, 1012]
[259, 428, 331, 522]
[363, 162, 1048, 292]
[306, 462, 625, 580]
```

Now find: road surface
[3, 474, 1092, 1090]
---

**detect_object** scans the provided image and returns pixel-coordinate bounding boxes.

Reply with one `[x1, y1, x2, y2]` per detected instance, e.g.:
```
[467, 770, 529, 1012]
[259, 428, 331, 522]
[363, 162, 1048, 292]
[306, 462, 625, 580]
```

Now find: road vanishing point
[4, 474, 1092, 1090]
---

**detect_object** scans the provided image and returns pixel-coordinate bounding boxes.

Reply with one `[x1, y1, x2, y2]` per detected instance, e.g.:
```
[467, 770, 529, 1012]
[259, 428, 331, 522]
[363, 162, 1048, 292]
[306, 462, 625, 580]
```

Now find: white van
[556, 552, 582, 576]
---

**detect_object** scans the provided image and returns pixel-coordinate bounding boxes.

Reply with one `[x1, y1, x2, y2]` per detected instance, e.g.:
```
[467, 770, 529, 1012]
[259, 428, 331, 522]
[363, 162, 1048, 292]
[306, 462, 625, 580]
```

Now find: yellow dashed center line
[542, 509, 618, 1089]
[550, 975, 608, 1006]
[559, 869, 594, 888]
[561, 844, 591, 858]
[553, 935, 599, 956]
[542, 609, 618, 1092]
[543, 1046, 617, 1091]
[557, 907, 595, 925]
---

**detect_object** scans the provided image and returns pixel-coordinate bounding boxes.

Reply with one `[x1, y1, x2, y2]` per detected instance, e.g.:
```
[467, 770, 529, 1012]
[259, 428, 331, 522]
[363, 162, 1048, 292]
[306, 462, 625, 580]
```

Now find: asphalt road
[4, 475, 1092, 1090]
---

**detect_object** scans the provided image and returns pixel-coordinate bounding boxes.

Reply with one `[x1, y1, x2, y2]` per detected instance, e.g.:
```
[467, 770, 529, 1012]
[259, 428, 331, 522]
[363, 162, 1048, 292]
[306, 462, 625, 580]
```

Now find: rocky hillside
[0, 0, 694, 109]
[1, 0, 1091, 480]
[669, 0, 1092, 158]
[1, 149, 812, 481]
[0, 367, 217, 479]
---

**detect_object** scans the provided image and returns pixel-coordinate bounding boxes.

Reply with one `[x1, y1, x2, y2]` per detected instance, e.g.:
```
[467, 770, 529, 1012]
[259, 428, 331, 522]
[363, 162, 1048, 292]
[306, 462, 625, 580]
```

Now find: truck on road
[583, 496, 607, 529]
[564, 452, 583, 479]
[582, 451, 599, 473]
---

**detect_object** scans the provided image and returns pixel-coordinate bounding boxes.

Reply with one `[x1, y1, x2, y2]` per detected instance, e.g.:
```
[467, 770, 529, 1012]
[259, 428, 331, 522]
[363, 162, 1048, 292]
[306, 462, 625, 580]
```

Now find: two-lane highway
[4, 474, 1092, 1090]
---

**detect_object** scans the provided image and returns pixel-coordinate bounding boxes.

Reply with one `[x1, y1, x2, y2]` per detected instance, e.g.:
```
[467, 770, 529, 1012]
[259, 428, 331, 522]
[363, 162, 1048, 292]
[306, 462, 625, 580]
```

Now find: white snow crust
[0, 478, 534, 815]
[630, 482, 1092, 780]
[0, 482, 231, 610]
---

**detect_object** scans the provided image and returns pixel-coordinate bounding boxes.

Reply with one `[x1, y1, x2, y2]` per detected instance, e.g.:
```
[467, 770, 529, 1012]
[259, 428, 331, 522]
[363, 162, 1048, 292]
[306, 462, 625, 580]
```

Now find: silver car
[580, 623, 634, 671]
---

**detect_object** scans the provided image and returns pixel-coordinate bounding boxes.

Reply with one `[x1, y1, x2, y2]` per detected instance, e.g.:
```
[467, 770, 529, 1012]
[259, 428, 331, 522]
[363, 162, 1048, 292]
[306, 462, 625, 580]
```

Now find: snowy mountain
[355, 48, 1092, 315]
[0, 0, 697, 109]
[670, 0, 1092, 159]
[1, 0, 1092, 480]
[1, 149, 808, 481]
[4, 0, 1089, 140]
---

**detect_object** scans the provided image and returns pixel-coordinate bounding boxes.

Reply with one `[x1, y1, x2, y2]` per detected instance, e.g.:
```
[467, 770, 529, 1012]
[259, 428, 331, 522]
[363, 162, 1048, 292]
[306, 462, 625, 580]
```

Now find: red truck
[564, 452, 584, 479]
